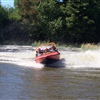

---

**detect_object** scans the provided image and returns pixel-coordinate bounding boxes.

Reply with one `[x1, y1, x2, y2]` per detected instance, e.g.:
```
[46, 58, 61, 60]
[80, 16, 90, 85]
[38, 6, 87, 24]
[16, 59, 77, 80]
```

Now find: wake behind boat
[34, 43, 60, 65]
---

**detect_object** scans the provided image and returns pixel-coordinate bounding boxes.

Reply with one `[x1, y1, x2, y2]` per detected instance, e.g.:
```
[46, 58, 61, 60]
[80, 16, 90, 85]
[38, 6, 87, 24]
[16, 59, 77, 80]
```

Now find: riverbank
[31, 42, 100, 50]
[1, 41, 100, 50]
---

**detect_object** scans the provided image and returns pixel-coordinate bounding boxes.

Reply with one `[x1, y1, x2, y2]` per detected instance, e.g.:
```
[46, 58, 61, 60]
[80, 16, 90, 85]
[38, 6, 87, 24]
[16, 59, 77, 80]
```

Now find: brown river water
[0, 45, 100, 99]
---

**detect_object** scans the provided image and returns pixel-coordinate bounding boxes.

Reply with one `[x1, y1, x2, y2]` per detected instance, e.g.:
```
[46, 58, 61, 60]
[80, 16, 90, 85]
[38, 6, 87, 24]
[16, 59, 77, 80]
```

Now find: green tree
[14, 0, 20, 8]
[0, 5, 9, 43]
[0, 5, 8, 30]
[18, 0, 40, 24]
[37, 0, 63, 41]
[7, 7, 20, 20]
[13, 0, 100, 43]
[36, 0, 100, 43]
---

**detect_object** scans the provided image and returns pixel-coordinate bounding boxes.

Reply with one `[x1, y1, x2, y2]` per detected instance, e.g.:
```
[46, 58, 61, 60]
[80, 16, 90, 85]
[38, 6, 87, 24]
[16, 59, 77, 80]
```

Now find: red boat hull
[35, 52, 60, 64]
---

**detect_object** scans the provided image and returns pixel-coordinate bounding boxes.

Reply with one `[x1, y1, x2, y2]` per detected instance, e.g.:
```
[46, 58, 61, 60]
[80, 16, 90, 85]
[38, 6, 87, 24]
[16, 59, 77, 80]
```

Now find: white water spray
[61, 50, 100, 68]
[0, 45, 100, 69]
[0, 45, 44, 68]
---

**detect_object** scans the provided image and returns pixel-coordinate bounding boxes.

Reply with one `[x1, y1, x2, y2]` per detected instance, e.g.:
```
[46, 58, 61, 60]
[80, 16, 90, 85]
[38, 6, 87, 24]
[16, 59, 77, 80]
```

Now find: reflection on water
[0, 63, 100, 99]
[0, 45, 100, 99]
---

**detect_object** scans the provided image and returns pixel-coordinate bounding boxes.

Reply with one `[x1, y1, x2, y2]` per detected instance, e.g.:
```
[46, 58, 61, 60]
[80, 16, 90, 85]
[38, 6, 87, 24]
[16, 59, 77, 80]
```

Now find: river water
[0, 45, 100, 99]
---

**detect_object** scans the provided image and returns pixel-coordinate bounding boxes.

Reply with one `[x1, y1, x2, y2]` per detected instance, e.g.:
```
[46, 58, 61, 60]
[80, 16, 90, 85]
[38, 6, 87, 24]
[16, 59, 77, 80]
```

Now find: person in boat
[36, 47, 42, 56]
[48, 44, 57, 52]
[36, 44, 57, 57]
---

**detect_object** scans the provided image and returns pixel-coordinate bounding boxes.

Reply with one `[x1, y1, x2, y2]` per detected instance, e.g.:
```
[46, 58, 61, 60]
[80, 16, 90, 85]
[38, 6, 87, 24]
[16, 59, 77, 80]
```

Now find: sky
[1, 0, 14, 7]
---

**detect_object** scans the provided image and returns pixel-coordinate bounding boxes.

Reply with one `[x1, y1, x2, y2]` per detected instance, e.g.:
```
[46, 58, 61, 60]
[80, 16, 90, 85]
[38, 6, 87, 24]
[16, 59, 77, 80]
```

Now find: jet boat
[34, 43, 60, 64]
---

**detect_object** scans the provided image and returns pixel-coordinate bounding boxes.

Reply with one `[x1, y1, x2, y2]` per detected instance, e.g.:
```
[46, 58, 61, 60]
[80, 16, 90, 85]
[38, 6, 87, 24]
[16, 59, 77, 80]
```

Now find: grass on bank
[81, 43, 100, 50]
[32, 41, 100, 50]
[2, 40, 100, 50]
[32, 41, 76, 47]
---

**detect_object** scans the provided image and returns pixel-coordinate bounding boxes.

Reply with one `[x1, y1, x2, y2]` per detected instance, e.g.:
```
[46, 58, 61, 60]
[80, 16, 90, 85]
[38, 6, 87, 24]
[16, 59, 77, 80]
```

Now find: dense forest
[0, 0, 100, 44]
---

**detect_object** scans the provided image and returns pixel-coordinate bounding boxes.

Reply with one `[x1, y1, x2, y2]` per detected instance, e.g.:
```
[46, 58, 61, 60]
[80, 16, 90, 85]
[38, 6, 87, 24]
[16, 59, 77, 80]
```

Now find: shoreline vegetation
[1, 41, 100, 50]
[0, 0, 100, 47]
[32, 42, 100, 50]
[81, 43, 100, 50]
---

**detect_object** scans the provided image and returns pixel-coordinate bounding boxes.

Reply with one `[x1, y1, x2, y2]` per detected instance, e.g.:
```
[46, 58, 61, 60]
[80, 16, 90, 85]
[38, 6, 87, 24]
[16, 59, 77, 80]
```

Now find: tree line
[0, 0, 100, 44]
